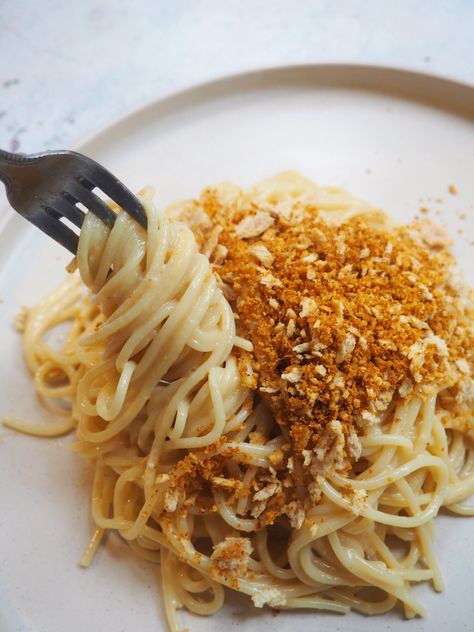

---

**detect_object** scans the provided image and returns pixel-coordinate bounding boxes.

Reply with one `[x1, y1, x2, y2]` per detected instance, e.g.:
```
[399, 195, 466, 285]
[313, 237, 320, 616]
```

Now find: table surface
[0, 0, 473, 153]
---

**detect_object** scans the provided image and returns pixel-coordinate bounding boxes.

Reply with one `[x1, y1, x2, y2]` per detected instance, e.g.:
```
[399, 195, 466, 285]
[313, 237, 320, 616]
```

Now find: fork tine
[50, 193, 85, 229]
[79, 164, 147, 228]
[24, 208, 79, 254]
[67, 180, 116, 227]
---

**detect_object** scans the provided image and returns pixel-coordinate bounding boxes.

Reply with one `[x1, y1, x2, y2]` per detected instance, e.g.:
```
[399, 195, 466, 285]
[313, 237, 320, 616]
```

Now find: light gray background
[1, 0, 473, 152]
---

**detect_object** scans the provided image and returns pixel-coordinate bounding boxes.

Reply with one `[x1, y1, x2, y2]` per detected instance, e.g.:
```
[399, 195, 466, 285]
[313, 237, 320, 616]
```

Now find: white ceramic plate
[0, 65, 473, 632]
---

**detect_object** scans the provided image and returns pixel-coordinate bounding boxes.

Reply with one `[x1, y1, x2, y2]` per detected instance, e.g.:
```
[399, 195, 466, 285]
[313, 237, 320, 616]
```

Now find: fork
[0, 148, 147, 254]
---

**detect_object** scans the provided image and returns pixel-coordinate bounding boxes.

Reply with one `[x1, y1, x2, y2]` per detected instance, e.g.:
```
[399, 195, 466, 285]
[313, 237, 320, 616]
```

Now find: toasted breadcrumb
[234, 211, 274, 238]
[249, 243, 274, 267]
[281, 367, 303, 383]
[253, 482, 281, 502]
[259, 271, 282, 288]
[210, 537, 252, 577]
[336, 333, 356, 364]
[285, 500, 305, 528]
[252, 587, 287, 608]
[350, 489, 368, 515]
[164, 488, 180, 513]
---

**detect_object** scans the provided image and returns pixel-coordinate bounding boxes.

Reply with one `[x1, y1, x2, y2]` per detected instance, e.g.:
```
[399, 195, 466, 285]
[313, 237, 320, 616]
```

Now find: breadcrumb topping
[166, 176, 474, 563]
[252, 587, 287, 608]
[210, 537, 253, 578]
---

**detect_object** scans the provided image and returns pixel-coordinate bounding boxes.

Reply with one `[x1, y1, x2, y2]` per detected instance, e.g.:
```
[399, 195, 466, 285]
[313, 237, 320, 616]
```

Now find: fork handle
[0, 148, 36, 164]
[0, 149, 35, 190]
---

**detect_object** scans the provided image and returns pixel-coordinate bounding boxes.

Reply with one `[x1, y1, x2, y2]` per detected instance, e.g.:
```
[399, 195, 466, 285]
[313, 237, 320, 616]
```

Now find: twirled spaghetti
[7, 175, 474, 630]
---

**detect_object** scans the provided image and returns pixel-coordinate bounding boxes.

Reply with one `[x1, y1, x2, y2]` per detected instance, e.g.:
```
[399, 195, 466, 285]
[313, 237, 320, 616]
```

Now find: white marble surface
[1, 0, 473, 153]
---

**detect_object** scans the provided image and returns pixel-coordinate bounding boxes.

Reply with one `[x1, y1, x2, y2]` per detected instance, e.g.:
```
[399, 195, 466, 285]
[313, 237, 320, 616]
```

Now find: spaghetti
[7, 174, 474, 630]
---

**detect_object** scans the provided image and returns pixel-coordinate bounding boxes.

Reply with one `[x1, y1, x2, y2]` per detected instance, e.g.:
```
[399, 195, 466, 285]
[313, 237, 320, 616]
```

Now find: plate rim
[74, 62, 474, 152]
